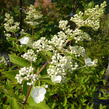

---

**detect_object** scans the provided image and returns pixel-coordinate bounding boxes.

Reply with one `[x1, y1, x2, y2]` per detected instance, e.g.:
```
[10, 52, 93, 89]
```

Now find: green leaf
[99, 104, 106, 109]
[25, 96, 50, 109]
[2, 70, 18, 80]
[9, 54, 30, 67]
[3, 105, 11, 109]
[10, 98, 20, 109]
[71, 104, 75, 109]
[63, 95, 67, 107]
[88, 1, 94, 8]
[86, 104, 93, 109]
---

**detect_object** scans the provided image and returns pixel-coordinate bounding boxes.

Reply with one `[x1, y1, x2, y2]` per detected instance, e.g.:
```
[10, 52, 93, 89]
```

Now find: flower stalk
[23, 62, 48, 104]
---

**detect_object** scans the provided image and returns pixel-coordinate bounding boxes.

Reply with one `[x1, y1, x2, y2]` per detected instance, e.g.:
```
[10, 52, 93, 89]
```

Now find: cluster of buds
[59, 20, 68, 30]
[21, 49, 37, 62]
[47, 53, 77, 83]
[68, 46, 86, 57]
[70, 1, 106, 30]
[25, 5, 42, 27]
[4, 13, 19, 33]
[15, 66, 38, 85]
[32, 37, 51, 52]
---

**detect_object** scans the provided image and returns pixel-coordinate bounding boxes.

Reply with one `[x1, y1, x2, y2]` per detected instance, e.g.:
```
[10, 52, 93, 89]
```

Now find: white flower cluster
[14, 2, 106, 104]
[71, 29, 91, 43]
[25, 5, 42, 26]
[32, 37, 52, 52]
[68, 46, 86, 57]
[49, 31, 67, 49]
[47, 53, 76, 83]
[59, 20, 68, 30]
[70, 1, 106, 30]
[4, 13, 19, 33]
[31, 87, 46, 103]
[30, 2, 106, 83]
[59, 20, 73, 36]
[15, 66, 37, 85]
[15, 2, 106, 88]
[32, 31, 67, 52]
[27, 2, 106, 55]
[21, 49, 37, 62]
[59, 22, 91, 43]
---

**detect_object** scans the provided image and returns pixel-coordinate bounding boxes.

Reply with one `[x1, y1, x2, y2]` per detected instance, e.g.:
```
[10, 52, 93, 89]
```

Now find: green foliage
[25, 97, 50, 109]
[45, 67, 107, 109]
[0, 0, 109, 109]
[9, 98, 20, 109]
[9, 54, 30, 67]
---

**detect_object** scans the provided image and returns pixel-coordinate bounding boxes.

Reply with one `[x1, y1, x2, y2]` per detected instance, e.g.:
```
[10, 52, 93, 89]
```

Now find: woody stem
[23, 62, 48, 104]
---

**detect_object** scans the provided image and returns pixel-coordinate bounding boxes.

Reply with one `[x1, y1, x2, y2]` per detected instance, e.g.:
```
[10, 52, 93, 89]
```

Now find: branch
[23, 62, 48, 104]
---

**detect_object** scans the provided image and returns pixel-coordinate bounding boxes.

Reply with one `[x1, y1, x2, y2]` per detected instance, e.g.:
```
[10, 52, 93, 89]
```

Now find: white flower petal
[31, 87, 46, 103]
[19, 36, 30, 45]
[38, 87, 46, 95]
[85, 58, 97, 66]
[33, 94, 45, 103]
[51, 75, 62, 83]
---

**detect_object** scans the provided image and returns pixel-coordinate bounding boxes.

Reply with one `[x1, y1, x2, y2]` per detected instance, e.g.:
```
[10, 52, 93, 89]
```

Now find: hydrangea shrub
[1, 1, 107, 109]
